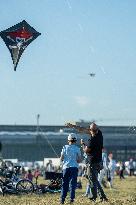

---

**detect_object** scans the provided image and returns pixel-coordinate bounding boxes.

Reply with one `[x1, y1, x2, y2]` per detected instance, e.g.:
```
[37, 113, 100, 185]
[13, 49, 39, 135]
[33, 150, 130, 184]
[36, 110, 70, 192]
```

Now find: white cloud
[74, 96, 90, 107]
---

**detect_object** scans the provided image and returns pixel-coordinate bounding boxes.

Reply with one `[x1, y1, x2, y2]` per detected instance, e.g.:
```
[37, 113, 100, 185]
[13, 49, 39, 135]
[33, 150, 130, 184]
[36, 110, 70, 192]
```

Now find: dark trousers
[119, 170, 125, 179]
[87, 163, 107, 200]
[130, 169, 134, 176]
[61, 167, 78, 203]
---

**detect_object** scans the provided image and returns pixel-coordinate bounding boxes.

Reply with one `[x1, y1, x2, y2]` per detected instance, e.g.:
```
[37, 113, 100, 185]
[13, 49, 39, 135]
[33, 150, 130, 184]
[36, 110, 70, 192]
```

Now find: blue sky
[0, 0, 136, 126]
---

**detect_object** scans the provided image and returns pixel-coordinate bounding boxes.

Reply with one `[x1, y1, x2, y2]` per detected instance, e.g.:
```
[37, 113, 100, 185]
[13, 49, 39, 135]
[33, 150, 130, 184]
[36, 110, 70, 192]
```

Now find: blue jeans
[61, 167, 78, 203]
[87, 163, 107, 200]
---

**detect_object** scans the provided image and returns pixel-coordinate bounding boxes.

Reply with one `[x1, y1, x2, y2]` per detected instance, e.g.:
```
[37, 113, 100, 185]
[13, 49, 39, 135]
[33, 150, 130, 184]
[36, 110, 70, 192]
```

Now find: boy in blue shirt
[60, 133, 81, 204]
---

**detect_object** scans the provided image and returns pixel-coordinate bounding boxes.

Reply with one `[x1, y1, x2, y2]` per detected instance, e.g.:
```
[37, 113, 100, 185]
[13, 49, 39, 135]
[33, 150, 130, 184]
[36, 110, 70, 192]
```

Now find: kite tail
[14, 66, 17, 71]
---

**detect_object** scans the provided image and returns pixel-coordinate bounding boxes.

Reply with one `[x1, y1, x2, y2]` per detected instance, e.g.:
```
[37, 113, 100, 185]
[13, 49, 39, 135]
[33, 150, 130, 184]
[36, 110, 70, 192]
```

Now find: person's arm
[66, 123, 91, 134]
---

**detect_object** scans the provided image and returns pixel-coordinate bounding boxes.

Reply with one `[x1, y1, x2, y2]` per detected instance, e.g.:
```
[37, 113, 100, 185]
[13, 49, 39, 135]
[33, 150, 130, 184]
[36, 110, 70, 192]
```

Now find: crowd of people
[13, 151, 135, 190]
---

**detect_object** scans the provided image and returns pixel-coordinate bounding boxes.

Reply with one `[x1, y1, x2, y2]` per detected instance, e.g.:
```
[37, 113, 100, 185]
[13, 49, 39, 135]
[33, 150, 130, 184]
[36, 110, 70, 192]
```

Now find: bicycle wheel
[16, 179, 34, 194]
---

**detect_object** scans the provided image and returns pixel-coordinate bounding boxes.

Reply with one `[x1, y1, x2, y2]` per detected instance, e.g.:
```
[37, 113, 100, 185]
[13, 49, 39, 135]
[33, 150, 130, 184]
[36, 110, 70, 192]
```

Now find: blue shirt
[61, 144, 81, 169]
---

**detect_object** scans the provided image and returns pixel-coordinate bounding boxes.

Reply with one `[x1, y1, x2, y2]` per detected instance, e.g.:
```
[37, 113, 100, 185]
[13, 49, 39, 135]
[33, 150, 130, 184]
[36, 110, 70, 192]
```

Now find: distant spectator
[98, 147, 108, 187]
[119, 161, 125, 179]
[34, 168, 40, 184]
[40, 165, 46, 176]
[129, 158, 134, 176]
[21, 166, 26, 178]
[25, 169, 33, 181]
[0, 142, 2, 159]
[46, 160, 54, 172]
[108, 153, 116, 188]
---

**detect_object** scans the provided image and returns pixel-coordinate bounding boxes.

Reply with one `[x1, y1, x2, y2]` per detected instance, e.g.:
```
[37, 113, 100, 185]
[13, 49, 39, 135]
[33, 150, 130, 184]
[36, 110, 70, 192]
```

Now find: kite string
[38, 127, 60, 158]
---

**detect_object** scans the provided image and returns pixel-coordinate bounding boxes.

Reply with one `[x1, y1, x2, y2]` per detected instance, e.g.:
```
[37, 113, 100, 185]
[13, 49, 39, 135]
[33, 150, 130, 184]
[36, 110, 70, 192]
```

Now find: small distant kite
[89, 73, 95, 77]
[0, 20, 41, 71]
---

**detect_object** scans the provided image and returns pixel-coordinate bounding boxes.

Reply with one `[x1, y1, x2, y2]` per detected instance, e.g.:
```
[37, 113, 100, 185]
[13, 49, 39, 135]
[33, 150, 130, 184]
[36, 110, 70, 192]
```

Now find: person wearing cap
[67, 122, 108, 202]
[60, 133, 81, 204]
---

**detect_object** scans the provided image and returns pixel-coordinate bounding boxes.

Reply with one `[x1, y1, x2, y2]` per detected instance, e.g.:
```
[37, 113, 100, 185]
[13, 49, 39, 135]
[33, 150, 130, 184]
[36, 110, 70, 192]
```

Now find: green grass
[0, 176, 135, 205]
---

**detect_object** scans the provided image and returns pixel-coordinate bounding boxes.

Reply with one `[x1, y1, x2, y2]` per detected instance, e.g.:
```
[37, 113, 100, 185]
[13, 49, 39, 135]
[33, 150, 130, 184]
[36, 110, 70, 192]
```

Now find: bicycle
[0, 164, 34, 195]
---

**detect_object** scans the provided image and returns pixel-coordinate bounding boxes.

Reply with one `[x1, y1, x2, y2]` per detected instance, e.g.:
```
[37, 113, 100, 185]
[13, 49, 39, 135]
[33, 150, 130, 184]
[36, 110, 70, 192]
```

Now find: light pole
[36, 114, 40, 135]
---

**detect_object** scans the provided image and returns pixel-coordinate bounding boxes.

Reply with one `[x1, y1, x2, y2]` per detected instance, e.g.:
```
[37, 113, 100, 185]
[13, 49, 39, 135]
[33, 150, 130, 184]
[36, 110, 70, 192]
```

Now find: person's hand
[65, 123, 75, 128]
[80, 139, 85, 145]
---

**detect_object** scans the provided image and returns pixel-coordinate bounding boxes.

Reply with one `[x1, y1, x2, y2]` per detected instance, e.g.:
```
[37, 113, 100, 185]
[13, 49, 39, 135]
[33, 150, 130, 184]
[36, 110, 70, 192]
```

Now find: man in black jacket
[67, 122, 108, 202]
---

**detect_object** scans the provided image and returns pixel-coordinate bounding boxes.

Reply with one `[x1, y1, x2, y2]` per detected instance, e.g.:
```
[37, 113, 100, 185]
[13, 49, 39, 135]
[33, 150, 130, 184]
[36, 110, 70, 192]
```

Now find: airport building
[0, 124, 136, 161]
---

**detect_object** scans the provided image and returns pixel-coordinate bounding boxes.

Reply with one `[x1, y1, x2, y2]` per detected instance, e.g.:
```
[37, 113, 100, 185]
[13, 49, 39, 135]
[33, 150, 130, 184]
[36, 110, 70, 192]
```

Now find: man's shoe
[89, 197, 96, 202]
[100, 197, 108, 202]
[70, 199, 74, 203]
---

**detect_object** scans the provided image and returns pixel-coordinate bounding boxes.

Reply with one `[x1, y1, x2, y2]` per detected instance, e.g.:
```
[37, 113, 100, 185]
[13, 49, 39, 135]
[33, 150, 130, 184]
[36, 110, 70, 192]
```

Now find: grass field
[0, 176, 135, 205]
